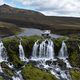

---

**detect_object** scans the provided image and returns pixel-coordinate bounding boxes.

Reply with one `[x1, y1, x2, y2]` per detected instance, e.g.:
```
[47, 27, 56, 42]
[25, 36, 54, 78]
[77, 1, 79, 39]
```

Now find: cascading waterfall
[32, 40, 39, 59]
[58, 41, 72, 68]
[0, 39, 72, 80]
[12, 71, 24, 80]
[31, 39, 55, 61]
[31, 40, 72, 80]
[64, 60, 72, 68]
[19, 41, 28, 62]
[0, 41, 8, 73]
[19, 41, 26, 61]
[0, 64, 3, 73]
[50, 63, 72, 80]
[0, 41, 8, 62]
[58, 41, 68, 59]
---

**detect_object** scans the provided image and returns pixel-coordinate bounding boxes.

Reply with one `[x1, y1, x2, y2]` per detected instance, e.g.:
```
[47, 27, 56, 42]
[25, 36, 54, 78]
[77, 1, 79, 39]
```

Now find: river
[18, 28, 63, 38]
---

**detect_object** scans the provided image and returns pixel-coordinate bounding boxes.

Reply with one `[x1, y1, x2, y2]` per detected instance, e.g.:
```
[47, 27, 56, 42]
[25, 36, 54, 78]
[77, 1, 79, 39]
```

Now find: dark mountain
[0, 4, 80, 35]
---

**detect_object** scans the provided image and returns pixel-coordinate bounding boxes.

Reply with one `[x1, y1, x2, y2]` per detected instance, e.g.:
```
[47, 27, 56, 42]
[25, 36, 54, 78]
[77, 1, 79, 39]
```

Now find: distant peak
[1, 4, 10, 7]
[3, 4, 7, 6]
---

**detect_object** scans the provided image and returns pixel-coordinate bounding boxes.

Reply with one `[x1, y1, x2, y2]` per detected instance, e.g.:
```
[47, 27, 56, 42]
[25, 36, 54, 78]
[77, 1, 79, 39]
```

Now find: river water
[18, 28, 63, 38]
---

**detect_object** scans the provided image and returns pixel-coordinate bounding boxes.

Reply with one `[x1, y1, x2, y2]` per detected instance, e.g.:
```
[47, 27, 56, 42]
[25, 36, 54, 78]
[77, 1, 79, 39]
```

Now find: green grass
[70, 69, 80, 80]
[3, 37, 23, 68]
[21, 64, 57, 80]
[0, 21, 22, 35]
[0, 76, 4, 80]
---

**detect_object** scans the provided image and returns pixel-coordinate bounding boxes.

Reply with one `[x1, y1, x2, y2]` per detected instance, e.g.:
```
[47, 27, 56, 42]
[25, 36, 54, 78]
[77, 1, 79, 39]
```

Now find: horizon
[0, 0, 80, 17]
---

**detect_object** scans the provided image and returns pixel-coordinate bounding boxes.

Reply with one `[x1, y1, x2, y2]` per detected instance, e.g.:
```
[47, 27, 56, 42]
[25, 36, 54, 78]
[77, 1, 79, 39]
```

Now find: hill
[0, 21, 21, 37]
[0, 4, 80, 35]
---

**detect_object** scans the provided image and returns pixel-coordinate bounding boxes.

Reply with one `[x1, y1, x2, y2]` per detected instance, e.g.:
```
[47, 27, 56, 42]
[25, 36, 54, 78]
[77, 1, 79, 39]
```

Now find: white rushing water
[50, 63, 72, 80]
[12, 71, 24, 80]
[6, 63, 14, 69]
[58, 41, 72, 69]
[31, 40, 72, 80]
[0, 41, 8, 62]
[0, 39, 72, 80]
[0, 41, 8, 73]
[58, 41, 68, 59]
[0, 64, 3, 73]
[19, 41, 28, 62]
[31, 39, 55, 61]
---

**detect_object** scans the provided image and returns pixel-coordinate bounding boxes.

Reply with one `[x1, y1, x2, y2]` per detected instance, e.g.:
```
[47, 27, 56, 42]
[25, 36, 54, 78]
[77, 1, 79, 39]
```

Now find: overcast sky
[0, 0, 80, 17]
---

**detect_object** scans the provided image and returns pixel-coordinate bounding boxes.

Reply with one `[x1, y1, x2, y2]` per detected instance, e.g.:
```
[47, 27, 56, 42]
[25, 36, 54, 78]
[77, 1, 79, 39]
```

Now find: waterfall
[0, 41, 8, 62]
[0, 38, 72, 80]
[31, 39, 55, 61]
[19, 41, 28, 62]
[0, 64, 3, 73]
[12, 71, 24, 80]
[12, 76, 21, 80]
[50, 63, 72, 80]
[6, 63, 14, 69]
[58, 41, 72, 69]
[31, 40, 72, 80]
[58, 41, 68, 59]
[32, 40, 39, 59]
[64, 60, 72, 68]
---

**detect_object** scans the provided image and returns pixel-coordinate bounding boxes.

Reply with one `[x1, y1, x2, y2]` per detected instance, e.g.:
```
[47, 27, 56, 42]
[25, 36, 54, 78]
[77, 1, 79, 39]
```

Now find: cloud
[0, 0, 5, 5]
[5, 0, 80, 17]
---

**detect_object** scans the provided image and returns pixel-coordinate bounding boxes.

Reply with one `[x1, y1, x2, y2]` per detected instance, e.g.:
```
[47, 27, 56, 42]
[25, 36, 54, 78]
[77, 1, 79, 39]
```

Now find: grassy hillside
[0, 4, 80, 35]
[0, 21, 21, 37]
[22, 64, 57, 80]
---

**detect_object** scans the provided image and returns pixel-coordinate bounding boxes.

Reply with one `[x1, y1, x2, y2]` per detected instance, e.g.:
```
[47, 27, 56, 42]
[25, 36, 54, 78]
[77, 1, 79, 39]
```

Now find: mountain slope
[0, 4, 80, 35]
[0, 21, 21, 37]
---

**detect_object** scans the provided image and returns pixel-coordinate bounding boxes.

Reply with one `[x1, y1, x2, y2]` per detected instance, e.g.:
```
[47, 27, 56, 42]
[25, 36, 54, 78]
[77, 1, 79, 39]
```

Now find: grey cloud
[12, 0, 80, 17]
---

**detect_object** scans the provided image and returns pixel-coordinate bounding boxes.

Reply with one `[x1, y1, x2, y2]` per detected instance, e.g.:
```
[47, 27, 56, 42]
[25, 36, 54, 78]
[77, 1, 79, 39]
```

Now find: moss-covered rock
[21, 36, 42, 58]
[70, 69, 80, 80]
[2, 36, 42, 68]
[53, 37, 67, 56]
[67, 40, 80, 67]
[1, 62, 14, 78]
[21, 64, 57, 80]
[3, 37, 23, 68]
[2, 36, 80, 68]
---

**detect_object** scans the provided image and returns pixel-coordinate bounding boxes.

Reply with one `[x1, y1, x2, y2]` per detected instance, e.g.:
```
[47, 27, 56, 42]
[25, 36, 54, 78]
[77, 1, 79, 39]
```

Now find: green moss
[3, 68, 14, 77]
[1, 62, 14, 78]
[70, 69, 80, 80]
[3, 37, 23, 68]
[21, 64, 57, 80]
[2, 36, 42, 68]
[67, 40, 80, 67]
[0, 76, 4, 80]
[53, 37, 67, 56]
[21, 36, 42, 58]
[69, 51, 80, 67]
[0, 21, 22, 35]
